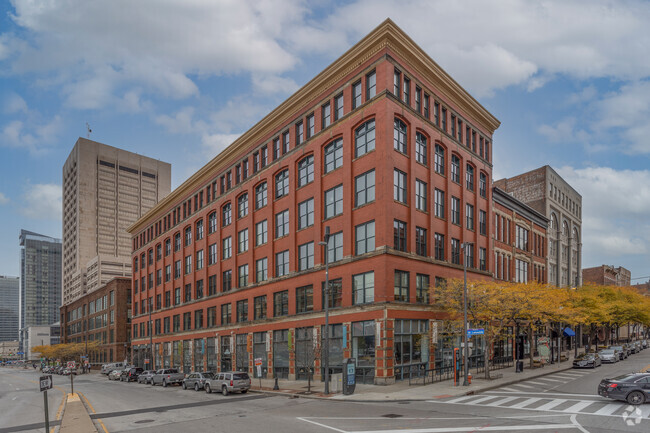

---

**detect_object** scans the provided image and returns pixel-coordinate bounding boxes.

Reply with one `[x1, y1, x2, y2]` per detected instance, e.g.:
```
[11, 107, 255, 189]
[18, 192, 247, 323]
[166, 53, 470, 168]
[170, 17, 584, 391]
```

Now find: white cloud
[0, 192, 8, 205]
[155, 107, 197, 135]
[1, 115, 63, 155]
[4, 93, 28, 113]
[21, 183, 61, 220]
[252, 74, 299, 96]
[202, 133, 241, 159]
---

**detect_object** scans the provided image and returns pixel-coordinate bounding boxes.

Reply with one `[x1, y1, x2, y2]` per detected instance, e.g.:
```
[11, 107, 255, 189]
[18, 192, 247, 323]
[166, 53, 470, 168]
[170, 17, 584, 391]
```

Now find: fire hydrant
[468, 373, 472, 385]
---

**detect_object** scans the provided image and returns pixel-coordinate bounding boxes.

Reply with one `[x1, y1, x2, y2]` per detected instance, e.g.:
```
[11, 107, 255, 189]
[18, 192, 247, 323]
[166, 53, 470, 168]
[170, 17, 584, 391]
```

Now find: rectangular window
[184, 226, 192, 246]
[516, 226, 529, 250]
[322, 278, 343, 309]
[275, 209, 289, 238]
[238, 264, 249, 288]
[451, 155, 460, 183]
[184, 255, 192, 274]
[222, 269, 232, 292]
[261, 145, 268, 167]
[415, 179, 427, 211]
[415, 132, 427, 165]
[238, 193, 248, 218]
[184, 312, 193, 331]
[296, 121, 304, 145]
[465, 244, 475, 268]
[173, 315, 180, 332]
[352, 80, 362, 109]
[256, 257, 268, 282]
[298, 155, 314, 187]
[423, 94, 430, 118]
[184, 283, 192, 303]
[222, 236, 232, 259]
[236, 300, 248, 323]
[296, 285, 313, 313]
[393, 169, 407, 203]
[394, 119, 407, 153]
[451, 114, 456, 137]
[254, 151, 260, 173]
[355, 220, 375, 255]
[255, 182, 267, 209]
[403, 76, 410, 104]
[238, 228, 248, 253]
[355, 170, 375, 207]
[434, 189, 445, 218]
[353, 271, 374, 304]
[256, 219, 268, 246]
[298, 198, 314, 229]
[434, 144, 444, 175]
[355, 119, 375, 157]
[275, 169, 289, 198]
[479, 210, 487, 236]
[324, 138, 343, 173]
[298, 242, 314, 271]
[324, 185, 343, 218]
[366, 71, 376, 99]
[393, 69, 401, 95]
[275, 250, 289, 277]
[207, 307, 216, 327]
[208, 275, 217, 296]
[441, 107, 447, 131]
[254, 295, 267, 320]
[466, 204, 474, 230]
[466, 164, 474, 191]
[165, 238, 171, 256]
[273, 290, 289, 317]
[322, 102, 331, 128]
[416, 227, 427, 256]
[221, 304, 231, 325]
[393, 219, 407, 252]
[479, 248, 487, 271]
[451, 197, 460, 225]
[434, 102, 440, 126]
[479, 173, 487, 198]
[196, 280, 204, 299]
[306, 114, 315, 138]
[328, 231, 343, 262]
[416, 274, 429, 304]
[334, 93, 344, 120]
[282, 131, 290, 154]
[209, 243, 217, 265]
[451, 238, 460, 265]
[209, 212, 217, 233]
[415, 86, 421, 112]
[165, 265, 171, 282]
[174, 287, 181, 305]
[394, 270, 409, 302]
[196, 249, 203, 270]
[195, 309, 204, 329]
[222, 203, 232, 226]
[434, 233, 445, 261]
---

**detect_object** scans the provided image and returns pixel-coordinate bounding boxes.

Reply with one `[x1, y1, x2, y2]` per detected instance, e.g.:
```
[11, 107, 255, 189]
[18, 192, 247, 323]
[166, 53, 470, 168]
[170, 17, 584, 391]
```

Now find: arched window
[434, 144, 445, 175]
[355, 120, 375, 157]
[393, 119, 407, 153]
[324, 138, 343, 173]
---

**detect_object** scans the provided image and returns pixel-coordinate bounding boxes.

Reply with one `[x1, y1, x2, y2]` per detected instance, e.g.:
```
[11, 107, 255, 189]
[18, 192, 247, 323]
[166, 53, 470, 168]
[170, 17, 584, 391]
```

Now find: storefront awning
[563, 327, 576, 337]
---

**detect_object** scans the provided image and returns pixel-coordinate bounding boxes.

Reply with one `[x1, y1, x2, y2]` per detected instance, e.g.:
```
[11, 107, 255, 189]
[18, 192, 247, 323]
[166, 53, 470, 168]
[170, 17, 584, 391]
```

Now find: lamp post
[318, 227, 331, 394]
[461, 242, 473, 386]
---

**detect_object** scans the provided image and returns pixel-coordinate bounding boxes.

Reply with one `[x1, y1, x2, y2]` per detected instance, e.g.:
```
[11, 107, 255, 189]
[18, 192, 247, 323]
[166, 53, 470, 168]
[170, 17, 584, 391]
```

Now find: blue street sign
[467, 328, 485, 336]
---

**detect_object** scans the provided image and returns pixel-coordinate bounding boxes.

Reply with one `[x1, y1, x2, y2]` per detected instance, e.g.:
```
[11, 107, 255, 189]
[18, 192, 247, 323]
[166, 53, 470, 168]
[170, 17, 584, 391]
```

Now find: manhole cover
[134, 419, 155, 424]
[382, 414, 403, 418]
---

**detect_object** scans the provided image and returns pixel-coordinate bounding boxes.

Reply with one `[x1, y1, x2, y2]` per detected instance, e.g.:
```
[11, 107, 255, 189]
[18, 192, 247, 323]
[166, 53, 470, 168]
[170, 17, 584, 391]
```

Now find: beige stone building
[495, 165, 582, 287]
[62, 138, 171, 305]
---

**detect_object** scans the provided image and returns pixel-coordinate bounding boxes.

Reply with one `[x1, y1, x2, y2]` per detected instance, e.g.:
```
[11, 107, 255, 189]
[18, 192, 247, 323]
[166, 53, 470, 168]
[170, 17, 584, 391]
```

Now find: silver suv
[204, 371, 251, 395]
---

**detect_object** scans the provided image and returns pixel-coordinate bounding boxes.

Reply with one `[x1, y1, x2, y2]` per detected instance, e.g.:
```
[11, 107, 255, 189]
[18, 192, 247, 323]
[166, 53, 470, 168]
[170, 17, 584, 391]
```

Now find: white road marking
[562, 401, 594, 413]
[350, 425, 578, 433]
[485, 396, 519, 406]
[297, 417, 347, 432]
[499, 387, 518, 392]
[510, 398, 542, 409]
[444, 395, 475, 404]
[511, 383, 536, 389]
[534, 399, 568, 411]
[536, 377, 564, 382]
[593, 403, 622, 416]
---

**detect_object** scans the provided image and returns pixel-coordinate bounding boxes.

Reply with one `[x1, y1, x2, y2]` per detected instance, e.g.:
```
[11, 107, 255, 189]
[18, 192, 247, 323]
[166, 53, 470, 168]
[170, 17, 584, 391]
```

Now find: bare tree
[294, 327, 321, 393]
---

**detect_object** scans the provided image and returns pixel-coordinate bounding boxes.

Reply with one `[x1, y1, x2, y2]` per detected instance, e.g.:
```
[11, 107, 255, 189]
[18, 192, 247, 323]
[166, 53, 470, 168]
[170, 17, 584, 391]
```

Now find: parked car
[62, 368, 77, 376]
[598, 372, 650, 405]
[120, 367, 144, 382]
[101, 362, 125, 375]
[609, 345, 628, 360]
[183, 372, 214, 391]
[573, 353, 601, 369]
[151, 368, 185, 387]
[598, 349, 619, 363]
[108, 369, 122, 380]
[204, 371, 251, 395]
[138, 370, 156, 384]
[633, 341, 642, 353]
[642, 340, 648, 349]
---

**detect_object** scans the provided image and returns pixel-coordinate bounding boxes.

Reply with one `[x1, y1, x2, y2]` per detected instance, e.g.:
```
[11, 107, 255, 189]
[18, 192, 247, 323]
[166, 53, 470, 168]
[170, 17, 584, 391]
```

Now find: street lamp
[460, 242, 473, 386]
[318, 227, 331, 394]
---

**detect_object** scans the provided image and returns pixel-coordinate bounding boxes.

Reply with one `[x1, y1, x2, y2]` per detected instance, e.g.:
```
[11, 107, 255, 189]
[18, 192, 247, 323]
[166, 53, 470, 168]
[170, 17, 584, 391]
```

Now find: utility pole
[461, 242, 473, 386]
[318, 227, 331, 394]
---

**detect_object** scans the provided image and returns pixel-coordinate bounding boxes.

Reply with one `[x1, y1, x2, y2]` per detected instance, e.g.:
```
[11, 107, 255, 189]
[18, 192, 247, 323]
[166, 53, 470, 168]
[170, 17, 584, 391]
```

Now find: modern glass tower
[0, 275, 20, 342]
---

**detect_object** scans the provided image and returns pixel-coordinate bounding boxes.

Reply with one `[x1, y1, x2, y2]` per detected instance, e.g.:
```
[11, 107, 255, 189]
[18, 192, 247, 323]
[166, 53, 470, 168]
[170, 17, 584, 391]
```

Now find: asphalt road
[1, 348, 649, 433]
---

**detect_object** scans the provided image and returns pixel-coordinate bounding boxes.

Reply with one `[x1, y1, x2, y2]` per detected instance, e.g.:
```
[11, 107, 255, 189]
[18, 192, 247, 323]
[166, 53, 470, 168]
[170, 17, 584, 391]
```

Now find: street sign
[144, 358, 150, 364]
[467, 328, 485, 336]
[254, 357, 263, 367]
[39, 375, 52, 392]
[67, 361, 76, 369]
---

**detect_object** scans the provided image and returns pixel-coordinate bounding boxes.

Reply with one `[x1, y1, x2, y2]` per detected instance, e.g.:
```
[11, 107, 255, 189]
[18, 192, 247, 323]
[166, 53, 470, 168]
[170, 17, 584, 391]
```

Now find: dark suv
[120, 367, 144, 382]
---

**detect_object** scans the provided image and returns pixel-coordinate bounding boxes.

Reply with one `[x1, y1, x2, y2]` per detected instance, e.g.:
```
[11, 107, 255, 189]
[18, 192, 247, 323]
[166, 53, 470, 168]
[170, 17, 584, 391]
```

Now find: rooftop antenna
[86, 122, 92, 139]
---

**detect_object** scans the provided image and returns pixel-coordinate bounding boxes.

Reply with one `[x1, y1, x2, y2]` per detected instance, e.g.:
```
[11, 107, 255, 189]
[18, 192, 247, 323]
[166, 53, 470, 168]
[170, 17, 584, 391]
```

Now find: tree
[293, 328, 321, 393]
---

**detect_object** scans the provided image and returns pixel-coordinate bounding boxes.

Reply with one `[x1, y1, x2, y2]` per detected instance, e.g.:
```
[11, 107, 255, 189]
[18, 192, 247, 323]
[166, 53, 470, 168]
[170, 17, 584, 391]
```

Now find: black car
[573, 353, 601, 368]
[598, 373, 650, 405]
[120, 367, 144, 382]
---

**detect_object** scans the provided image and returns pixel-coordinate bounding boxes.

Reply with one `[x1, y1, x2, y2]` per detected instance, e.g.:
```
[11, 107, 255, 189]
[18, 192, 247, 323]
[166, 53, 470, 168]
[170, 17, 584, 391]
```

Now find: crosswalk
[493, 369, 593, 393]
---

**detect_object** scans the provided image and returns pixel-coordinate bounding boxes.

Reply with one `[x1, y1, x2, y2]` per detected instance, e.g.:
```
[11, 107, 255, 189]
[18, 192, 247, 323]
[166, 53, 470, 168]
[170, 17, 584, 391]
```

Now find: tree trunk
[529, 323, 534, 368]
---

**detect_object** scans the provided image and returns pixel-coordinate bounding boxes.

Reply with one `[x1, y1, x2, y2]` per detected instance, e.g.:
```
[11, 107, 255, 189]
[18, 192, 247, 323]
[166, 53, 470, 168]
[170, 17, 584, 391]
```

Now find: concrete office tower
[19, 230, 62, 353]
[62, 138, 171, 305]
[495, 165, 582, 287]
[0, 275, 20, 342]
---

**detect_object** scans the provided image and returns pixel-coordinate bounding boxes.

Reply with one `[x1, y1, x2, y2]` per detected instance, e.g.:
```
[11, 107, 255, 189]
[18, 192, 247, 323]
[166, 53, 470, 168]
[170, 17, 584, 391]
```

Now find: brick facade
[582, 265, 631, 286]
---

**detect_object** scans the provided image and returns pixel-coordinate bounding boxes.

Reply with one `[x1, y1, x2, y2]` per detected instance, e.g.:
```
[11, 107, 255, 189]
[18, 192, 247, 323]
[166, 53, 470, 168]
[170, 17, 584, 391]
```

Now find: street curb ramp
[58, 393, 98, 433]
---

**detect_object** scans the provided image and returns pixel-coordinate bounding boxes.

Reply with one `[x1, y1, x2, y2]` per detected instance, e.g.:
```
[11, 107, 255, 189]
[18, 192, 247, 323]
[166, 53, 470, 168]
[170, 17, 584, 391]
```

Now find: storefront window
[273, 330, 289, 378]
[394, 319, 428, 380]
[182, 340, 191, 374]
[206, 338, 216, 372]
[296, 327, 315, 380]
[173, 341, 181, 369]
[253, 332, 267, 378]
[163, 342, 171, 368]
[352, 321, 375, 384]
[194, 339, 205, 372]
[320, 324, 343, 379]
[221, 336, 232, 371]
[236, 334, 248, 372]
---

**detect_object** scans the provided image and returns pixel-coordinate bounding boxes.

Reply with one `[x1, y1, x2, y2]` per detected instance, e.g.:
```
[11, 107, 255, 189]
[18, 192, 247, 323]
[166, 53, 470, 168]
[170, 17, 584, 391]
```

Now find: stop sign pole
[40, 375, 53, 431]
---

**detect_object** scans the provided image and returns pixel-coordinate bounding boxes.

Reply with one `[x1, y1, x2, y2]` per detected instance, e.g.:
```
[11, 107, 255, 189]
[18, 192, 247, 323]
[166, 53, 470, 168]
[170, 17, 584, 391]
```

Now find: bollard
[273, 377, 279, 390]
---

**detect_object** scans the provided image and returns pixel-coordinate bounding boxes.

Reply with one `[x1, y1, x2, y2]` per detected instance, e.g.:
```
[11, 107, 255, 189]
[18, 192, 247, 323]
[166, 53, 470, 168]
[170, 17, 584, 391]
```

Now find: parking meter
[343, 358, 356, 395]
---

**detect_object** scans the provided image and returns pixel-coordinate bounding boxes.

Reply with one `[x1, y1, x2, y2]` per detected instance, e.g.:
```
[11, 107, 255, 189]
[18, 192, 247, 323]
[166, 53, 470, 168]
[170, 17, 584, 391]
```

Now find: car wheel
[627, 391, 645, 405]
[163, 379, 167, 387]
[182, 382, 187, 390]
[195, 383, 199, 391]
[222, 385, 229, 396]
[205, 384, 211, 394]
[241, 389, 248, 394]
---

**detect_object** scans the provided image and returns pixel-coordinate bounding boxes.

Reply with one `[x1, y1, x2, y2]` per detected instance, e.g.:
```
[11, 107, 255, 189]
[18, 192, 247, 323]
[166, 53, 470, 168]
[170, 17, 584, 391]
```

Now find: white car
[108, 369, 122, 380]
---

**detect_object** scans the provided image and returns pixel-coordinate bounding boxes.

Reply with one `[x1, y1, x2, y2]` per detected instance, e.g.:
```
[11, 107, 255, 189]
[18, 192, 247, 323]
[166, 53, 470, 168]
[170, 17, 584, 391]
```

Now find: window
[222, 236, 232, 259]
[298, 242, 314, 271]
[282, 131, 290, 154]
[173, 314, 180, 332]
[355, 120, 375, 157]
[208, 275, 217, 296]
[328, 231, 343, 262]
[434, 233, 445, 260]
[255, 182, 267, 209]
[275, 169, 289, 198]
[156, 269, 162, 285]
[416, 274, 429, 304]
[222, 269, 232, 292]
[393, 119, 407, 153]
[451, 238, 460, 265]
[148, 249, 153, 265]
[165, 238, 171, 256]
[451, 197, 460, 224]
[174, 287, 181, 305]
[185, 255, 192, 274]
[434, 144, 445, 175]
[238, 228, 249, 253]
[441, 107, 447, 131]
[195, 309, 204, 329]
[238, 193, 248, 218]
[322, 278, 343, 309]
[324, 138, 343, 173]
[156, 244, 162, 261]
[256, 257, 268, 282]
[209, 243, 217, 265]
[238, 264, 249, 287]
[274, 290, 289, 317]
[184, 283, 192, 302]
[298, 198, 314, 229]
[256, 219, 268, 246]
[164, 316, 170, 333]
[297, 155, 314, 187]
[275, 209, 289, 238]
[451, 155, 460, 183]
[324, 185, 343, 218]
[416, 227, 427, 256]
[465, 244, 475, 268]
[516, 226, 529, 250]
[464, 204, 474, 230]
[402, 76, 410, 104]
[415, 179, 427, 211]
[236, 300, 248, 323]
[174, 260, 181, 279]
[196, 250, 204, 270]
[165, 264, 171, 282]
[296, 285, 313, 313]
[261, 145, 268, 167]
[394, 270, 409, 302]
[393, 219, 407, 252]
[353, 271, 374, 304]
[451, 114, 456, 137]
[221, 304, 231, 325]
[479, 172, 487, 198]
[334, 93, 344, 120]
[479, 248, 487, 271]
[174, 232, 181, 251]
[394, 169, 407, 203]
[393, 68, 401, 95]
[322, 102, 331, 128]
[352, 80, 362, 109]
[415, 86, 421, 112]
[415, 132, 427, 165]
[184, 226, 192, 246]
[196, 219, 204, 240]
[355, 170, 375, 207]
[222, 203, 232, 226]
[254, 295, 267, 320]
[457, 119, 463, 142]
[466, 164, 474, 191]
[355, 220, 375, 255]
[296, 121, 304, 145]
[209, 212, 217, 233]
[306, 114, 315, 139]
[434, 189, 445, 218]
[276, 250, 289, 277]
[434, 101, 440, 126]
[479, 210, 487, 236]
[424, 94, 430, 118]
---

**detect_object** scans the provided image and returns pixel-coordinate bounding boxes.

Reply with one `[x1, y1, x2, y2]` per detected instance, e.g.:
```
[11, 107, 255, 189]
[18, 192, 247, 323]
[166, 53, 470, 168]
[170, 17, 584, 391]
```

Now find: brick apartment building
[582, 265, 631, 286]
[128, 20, 500, 384]
[60, 278, 131, 365]
[492, 187, 548, 283]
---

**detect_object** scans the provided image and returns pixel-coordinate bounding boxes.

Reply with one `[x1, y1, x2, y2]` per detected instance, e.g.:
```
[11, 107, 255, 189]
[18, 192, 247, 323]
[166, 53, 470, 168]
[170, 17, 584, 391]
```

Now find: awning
[563, 327, 576, 337]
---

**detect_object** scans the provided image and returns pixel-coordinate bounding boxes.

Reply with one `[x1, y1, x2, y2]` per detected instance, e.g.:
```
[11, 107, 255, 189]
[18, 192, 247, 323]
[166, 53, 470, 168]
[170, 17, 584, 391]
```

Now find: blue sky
[1, 0, 649, 283]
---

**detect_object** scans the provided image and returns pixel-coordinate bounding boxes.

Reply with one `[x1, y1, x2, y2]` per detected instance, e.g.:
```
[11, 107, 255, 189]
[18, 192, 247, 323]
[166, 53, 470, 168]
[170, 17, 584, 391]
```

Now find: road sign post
[40, 375, 52, 432]
[254, 357, 263, 389]
[467, 328, 485, 337]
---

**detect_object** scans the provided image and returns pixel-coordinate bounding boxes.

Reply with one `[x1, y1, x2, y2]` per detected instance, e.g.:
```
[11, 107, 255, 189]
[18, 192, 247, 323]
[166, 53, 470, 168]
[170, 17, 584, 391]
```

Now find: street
[0, 349, 649, 433]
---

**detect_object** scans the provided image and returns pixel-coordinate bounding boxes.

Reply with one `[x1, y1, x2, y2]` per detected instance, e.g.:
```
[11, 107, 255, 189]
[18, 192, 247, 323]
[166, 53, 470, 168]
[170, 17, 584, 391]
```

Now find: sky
[0, 0, 649, 283]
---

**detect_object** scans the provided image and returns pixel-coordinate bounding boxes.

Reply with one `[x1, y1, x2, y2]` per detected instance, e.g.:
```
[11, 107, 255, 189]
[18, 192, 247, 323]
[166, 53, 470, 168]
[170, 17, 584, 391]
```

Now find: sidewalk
[58, 393, 98, 433]
[250, 356, 577, 402]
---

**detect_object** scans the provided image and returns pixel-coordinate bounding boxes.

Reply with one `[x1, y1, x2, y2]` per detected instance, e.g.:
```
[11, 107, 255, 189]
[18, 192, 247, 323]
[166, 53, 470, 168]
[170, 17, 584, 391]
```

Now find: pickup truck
[151, 368, 185, 387]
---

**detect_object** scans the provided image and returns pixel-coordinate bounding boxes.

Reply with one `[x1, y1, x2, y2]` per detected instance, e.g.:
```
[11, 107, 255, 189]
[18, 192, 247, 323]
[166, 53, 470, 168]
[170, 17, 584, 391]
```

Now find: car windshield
[600, 350, 614, 354]
[233, 373, 250, 380]
[168, 369, 178, 373]
[203, 373, 215, 379]
[610, 346, 623, 350]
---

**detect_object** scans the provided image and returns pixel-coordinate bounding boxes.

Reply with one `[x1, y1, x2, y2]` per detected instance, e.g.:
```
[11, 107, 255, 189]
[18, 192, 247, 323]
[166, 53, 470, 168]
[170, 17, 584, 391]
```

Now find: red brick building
[60, 277, 132, 365]
[582, 265, 631, 286]
[492, 187, 548, 283]
[128, 20, 499, 384]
